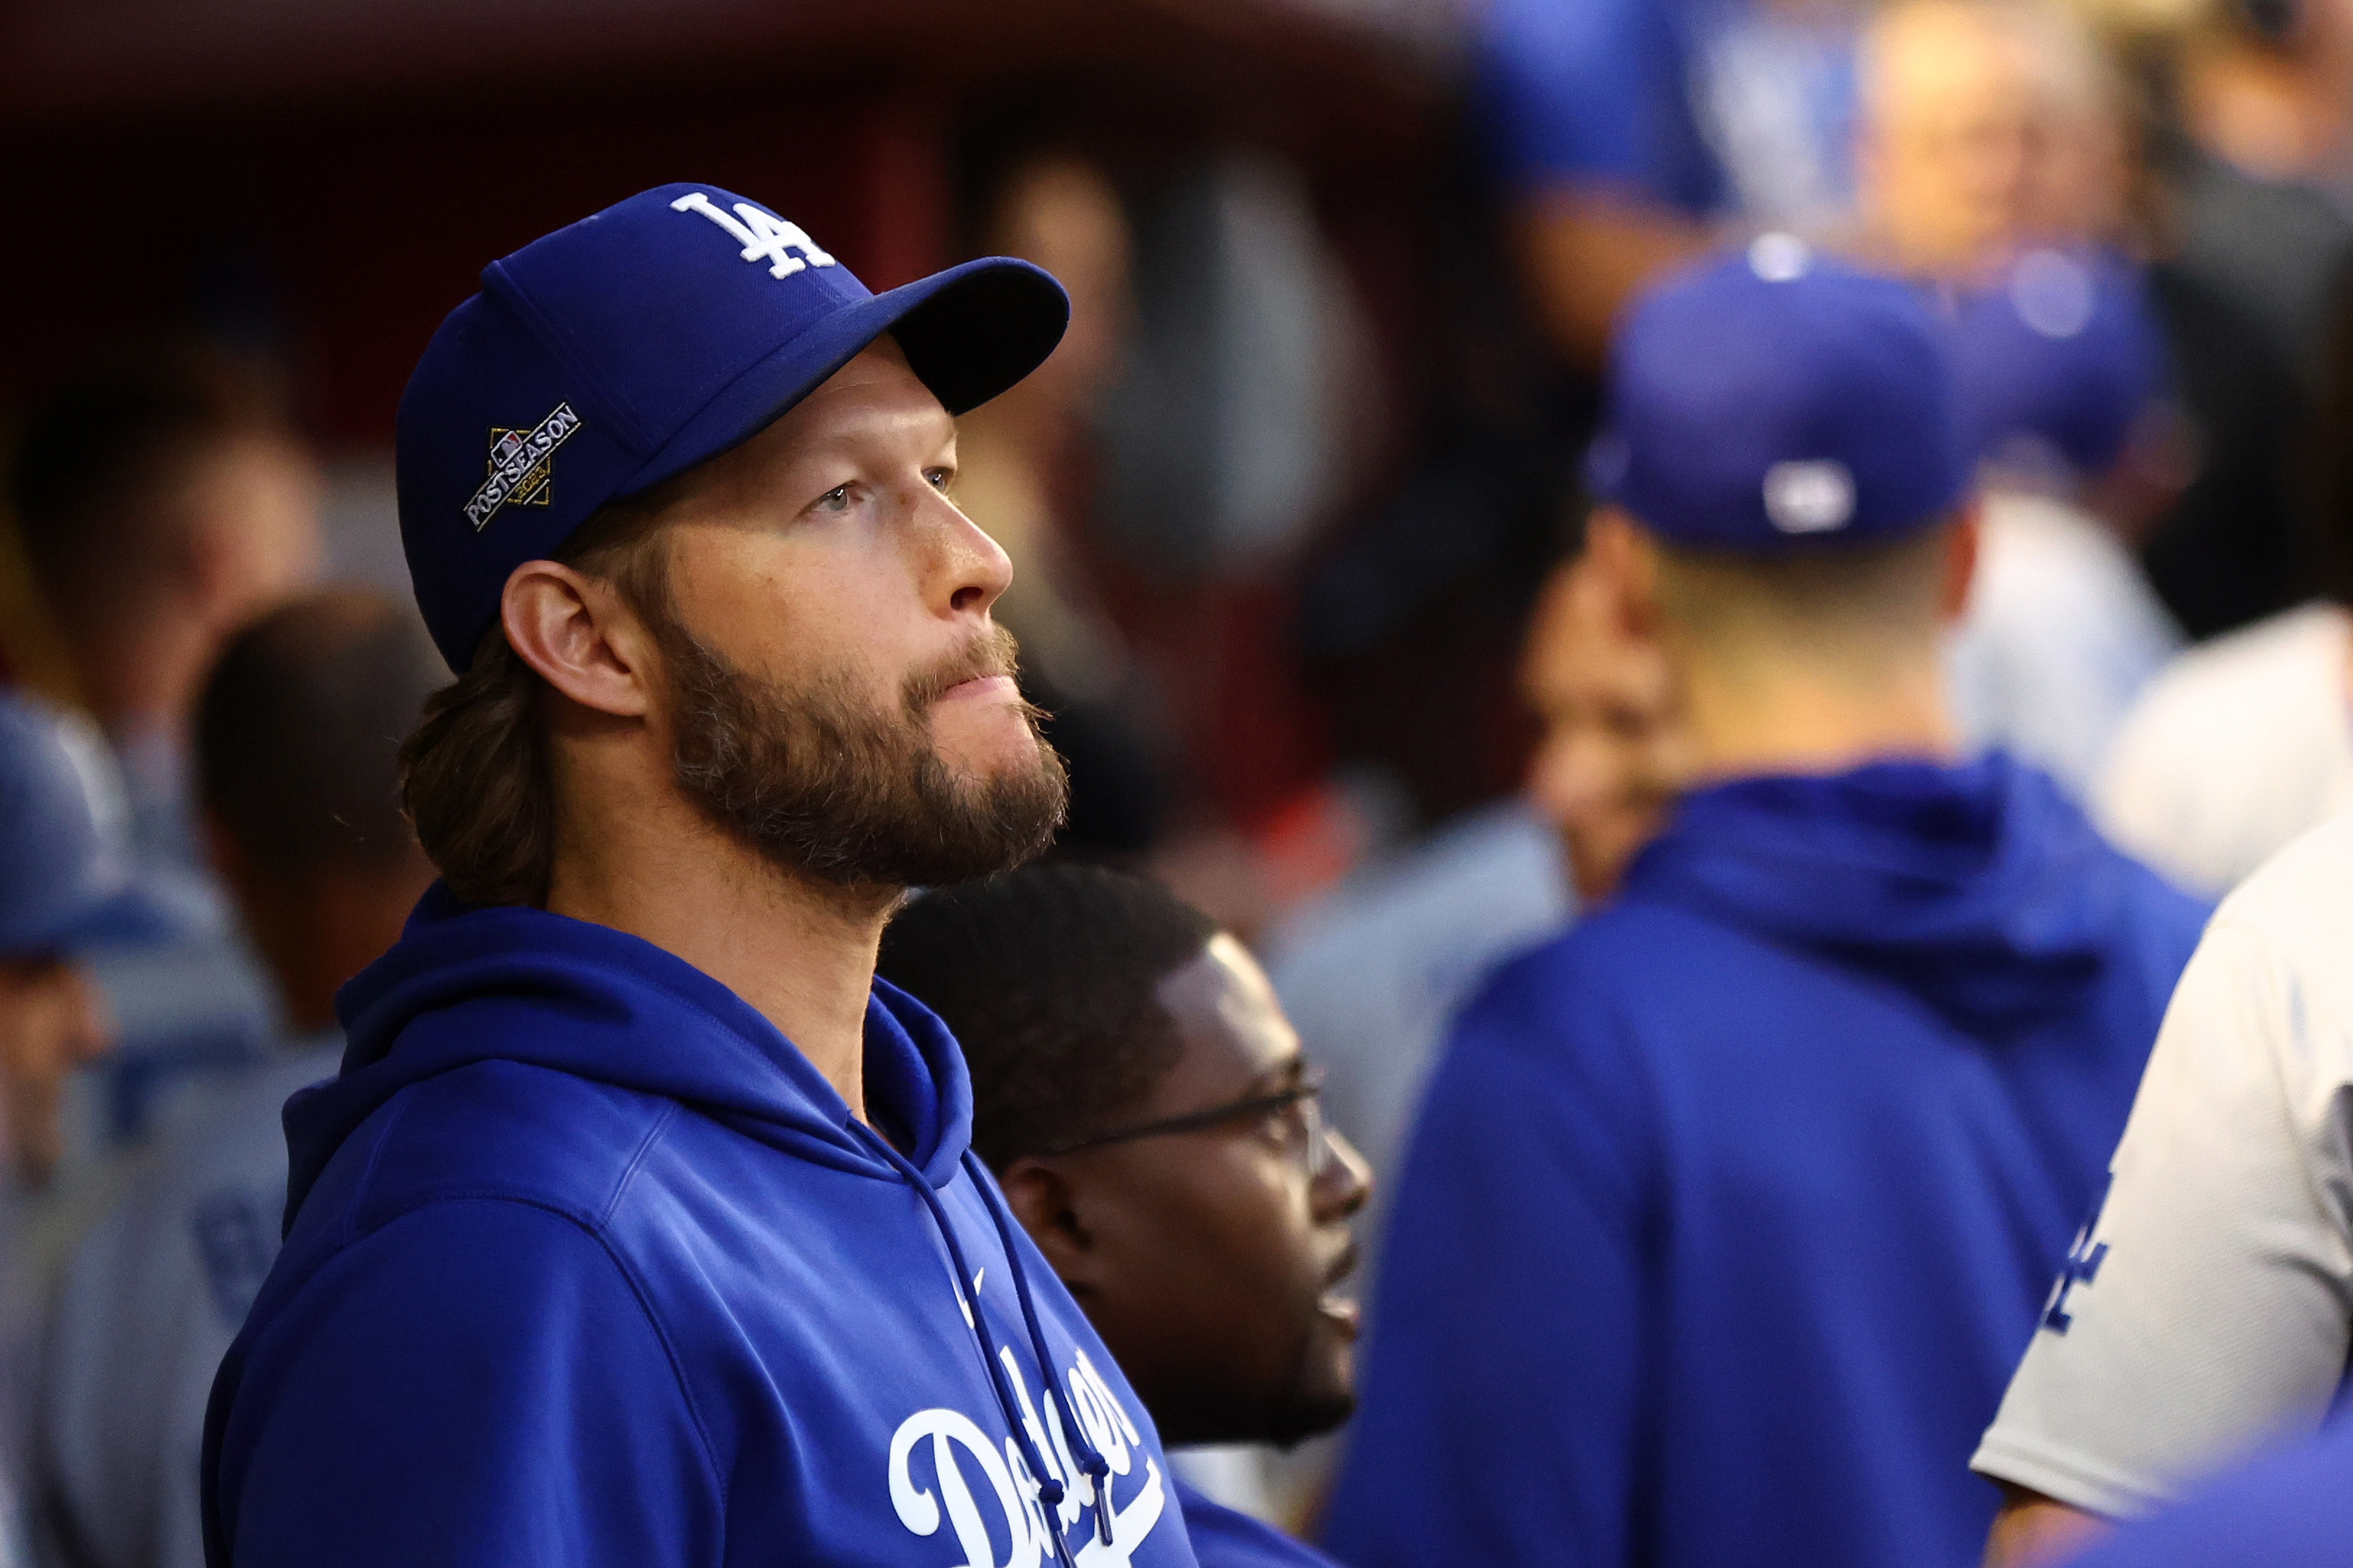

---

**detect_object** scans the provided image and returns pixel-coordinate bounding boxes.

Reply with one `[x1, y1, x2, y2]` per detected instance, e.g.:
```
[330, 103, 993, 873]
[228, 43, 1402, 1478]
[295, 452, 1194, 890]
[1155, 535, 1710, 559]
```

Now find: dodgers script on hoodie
[201, 890, 1199, 1568]
[1324, 755, 2210, 1568]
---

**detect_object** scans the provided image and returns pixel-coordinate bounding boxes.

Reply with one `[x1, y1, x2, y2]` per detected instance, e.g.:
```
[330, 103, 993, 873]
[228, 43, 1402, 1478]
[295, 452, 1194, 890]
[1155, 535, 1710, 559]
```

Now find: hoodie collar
[294, 885, 973, 1222]
[1622, 753, 2125, 1032]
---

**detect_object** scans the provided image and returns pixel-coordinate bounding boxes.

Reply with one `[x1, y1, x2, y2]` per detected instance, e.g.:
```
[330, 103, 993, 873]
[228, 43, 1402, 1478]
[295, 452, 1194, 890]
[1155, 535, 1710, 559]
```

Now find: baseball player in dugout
[1320, 238, 2211, 1568]
[198, 185, 1200, 1568]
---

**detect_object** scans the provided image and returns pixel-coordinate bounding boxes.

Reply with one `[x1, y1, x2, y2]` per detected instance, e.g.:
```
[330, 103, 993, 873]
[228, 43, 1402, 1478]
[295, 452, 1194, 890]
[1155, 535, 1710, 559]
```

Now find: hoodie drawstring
[965, 1150, 1117, 1546]
[851, 1124, 1104, 1567]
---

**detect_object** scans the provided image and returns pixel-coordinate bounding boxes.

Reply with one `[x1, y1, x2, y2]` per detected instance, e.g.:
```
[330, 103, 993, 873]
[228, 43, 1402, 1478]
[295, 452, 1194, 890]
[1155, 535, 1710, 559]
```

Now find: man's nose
[1314, 1126, 1373, 1222]
[924, 492, 1014, 619]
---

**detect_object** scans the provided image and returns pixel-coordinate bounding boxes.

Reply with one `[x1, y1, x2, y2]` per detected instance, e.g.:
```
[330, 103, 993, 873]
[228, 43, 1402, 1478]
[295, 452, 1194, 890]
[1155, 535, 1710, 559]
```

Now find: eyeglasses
[1047, 1068, 1331, 1179]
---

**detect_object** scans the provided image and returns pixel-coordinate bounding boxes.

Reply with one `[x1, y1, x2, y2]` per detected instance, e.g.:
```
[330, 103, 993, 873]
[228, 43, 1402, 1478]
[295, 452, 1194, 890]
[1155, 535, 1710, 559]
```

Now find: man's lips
[937, 674, 1017, 704]
[1318, 1239, 1363, 1340]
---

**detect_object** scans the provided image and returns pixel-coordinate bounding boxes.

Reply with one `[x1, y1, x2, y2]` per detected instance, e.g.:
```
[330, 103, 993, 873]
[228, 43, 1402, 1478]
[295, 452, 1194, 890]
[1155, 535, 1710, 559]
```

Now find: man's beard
[657, 615, 1068, 891]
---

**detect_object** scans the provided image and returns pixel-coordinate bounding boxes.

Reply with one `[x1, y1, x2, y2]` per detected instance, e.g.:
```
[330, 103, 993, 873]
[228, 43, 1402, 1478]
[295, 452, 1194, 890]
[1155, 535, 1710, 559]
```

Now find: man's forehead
[1157, 936, 1300, 1088]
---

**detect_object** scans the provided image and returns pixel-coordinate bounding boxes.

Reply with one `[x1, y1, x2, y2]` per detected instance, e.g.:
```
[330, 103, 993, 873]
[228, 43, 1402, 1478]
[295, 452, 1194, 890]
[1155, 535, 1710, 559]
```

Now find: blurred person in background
[2167, 0, 2353, 374]
[1847, 0, 2193, 788]
[2130, 0, 2347, 639]
[1269, 521, 1679, 1213]
[0, 696, 177, 1568]
[7, 357, 323, 888]
[1480, 0, 1868, 368]
[1942, 248, 2185, 797]
[1255, 515, 1672, 1528]
[2092, 267, 2353, 896]
[5, 355, 324, 1157]
[1852, 0, 2131, 281]
[950, 150, 1168, 861]
[32, 590, 440, 1568]
[878, 864, 1370, 1568]
[1321, 244, 2207, 1568]
[1850, 0, 2328, 643]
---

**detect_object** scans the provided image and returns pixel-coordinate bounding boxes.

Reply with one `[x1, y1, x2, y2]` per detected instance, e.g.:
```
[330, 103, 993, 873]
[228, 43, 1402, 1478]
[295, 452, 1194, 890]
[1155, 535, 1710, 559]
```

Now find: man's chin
[931, 709, 1050, 782]
[1265, 1385, 1357, 1450]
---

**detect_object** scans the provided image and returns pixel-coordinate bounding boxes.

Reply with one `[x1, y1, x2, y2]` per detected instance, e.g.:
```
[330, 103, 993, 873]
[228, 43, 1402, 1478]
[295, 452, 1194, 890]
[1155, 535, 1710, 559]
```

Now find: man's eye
[816, 485, 852, 513]
[925, 468, 954, 493]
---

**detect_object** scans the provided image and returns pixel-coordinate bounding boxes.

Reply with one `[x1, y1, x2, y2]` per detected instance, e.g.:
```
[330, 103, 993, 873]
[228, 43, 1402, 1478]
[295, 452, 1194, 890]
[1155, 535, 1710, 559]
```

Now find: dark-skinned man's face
[1003, 935, 1372, 1448]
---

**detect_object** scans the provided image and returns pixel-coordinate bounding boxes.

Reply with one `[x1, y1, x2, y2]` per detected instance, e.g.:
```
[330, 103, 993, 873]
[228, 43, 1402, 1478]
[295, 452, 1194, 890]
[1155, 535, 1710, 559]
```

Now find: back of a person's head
[876, 863, 1217, 1172]
[195, 589, 446, 880]
[8, 349, 290, 612]
[1591, 241, 1970, 676]
[1649, 524, 1961, 671]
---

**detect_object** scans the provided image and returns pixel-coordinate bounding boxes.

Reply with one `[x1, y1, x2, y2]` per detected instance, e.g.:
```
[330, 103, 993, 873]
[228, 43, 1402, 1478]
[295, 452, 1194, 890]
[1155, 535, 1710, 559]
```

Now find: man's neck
[545, 794, 895, 1121]
[1680, 649, 1961, 784]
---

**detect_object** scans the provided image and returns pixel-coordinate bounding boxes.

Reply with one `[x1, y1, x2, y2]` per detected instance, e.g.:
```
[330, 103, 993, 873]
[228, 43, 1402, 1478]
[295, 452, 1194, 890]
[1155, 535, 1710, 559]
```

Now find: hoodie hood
[298, 883, 969, 1226]
[1623, 753, 2151, 1033]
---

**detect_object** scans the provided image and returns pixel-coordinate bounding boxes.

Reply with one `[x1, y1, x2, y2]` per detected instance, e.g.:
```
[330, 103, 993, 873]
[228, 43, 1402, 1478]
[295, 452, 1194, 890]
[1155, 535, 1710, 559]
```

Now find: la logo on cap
[671, 192, 839, 280]
[1763, 459, 1855, 534]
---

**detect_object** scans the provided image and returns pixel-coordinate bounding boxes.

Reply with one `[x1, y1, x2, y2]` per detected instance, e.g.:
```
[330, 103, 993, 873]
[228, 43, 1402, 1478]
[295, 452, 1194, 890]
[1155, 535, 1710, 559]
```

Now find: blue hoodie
[1321, 756, 2208, 1568]
[201, 888, 1199, 1568]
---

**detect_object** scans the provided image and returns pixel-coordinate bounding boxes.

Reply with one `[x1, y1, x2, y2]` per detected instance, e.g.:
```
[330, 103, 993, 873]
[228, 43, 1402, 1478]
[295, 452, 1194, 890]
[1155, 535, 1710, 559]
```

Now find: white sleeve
[1970, 920, 2353, 1517]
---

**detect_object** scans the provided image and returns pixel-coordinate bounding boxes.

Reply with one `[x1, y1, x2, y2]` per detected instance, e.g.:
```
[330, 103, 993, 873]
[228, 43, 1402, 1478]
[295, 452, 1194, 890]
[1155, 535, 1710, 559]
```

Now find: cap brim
[620, 256, 1070, 501]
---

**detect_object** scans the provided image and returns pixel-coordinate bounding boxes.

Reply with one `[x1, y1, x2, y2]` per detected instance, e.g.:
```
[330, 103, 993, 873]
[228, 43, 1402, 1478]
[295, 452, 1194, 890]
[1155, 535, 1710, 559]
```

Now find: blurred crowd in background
[7, 0, 2353, 1556]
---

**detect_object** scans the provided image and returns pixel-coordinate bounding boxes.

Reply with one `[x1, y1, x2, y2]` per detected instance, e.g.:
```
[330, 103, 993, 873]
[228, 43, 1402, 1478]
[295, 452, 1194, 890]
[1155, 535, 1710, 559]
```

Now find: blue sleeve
[1321, 953, 1659, 1568]
[1477, 0, 1719, 210]
[2068, 1416, 2353, 1568]
[209, 1200, 722, 1568]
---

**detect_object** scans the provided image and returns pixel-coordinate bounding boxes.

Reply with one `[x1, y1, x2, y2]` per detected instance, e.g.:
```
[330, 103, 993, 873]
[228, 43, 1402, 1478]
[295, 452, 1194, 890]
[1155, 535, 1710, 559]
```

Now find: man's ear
[998, 1158, 1099, 1288]
[1940, 499, 1982, 625]
[1588, 506, 1672, 650]
[500, 560, 657, 719]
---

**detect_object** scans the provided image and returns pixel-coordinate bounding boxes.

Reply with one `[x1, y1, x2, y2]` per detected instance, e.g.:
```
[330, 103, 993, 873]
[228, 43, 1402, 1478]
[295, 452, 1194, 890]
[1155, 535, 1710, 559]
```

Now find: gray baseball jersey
[1971, 817, 2353, 1517]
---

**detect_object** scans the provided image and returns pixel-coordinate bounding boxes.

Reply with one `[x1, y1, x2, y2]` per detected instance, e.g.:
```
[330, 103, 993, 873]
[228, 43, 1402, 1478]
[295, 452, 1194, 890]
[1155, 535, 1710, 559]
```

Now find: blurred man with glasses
[878, 862, 1371, 1567]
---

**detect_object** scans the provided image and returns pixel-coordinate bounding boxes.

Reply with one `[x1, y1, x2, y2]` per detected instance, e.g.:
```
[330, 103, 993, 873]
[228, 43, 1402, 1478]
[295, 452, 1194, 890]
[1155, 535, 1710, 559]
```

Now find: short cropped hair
[196, 590, 446, 876]
[876, 864, 1218, 1171]
[1650, 517, 1959, 659]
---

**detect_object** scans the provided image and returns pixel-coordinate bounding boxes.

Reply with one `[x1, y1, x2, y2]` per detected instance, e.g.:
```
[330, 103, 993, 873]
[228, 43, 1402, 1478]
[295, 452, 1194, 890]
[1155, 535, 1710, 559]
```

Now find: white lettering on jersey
[889, 1349, 1164, 1568]
[669, 191, 838, 279]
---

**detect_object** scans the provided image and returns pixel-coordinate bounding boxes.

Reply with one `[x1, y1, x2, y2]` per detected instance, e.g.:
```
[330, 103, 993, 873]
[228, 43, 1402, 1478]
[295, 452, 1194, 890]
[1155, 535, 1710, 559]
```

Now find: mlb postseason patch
[465, 402, 582, 531]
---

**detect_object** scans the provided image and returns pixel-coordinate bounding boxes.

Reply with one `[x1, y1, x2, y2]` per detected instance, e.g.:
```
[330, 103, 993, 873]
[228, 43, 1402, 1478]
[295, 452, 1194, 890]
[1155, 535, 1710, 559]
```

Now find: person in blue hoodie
[201, 185, 1201, 1568]
[1319, 235, 2211, 1568]
[878, 864, 1374, 1568]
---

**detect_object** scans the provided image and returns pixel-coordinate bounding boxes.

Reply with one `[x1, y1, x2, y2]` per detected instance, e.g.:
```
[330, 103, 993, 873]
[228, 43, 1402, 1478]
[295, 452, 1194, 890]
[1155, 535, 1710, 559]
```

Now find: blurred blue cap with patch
[1952, 248, 2164, 482]
[0, 694, 181, 958]
[1586, 234, 1969, 551]
[397, 183, 1070, 672]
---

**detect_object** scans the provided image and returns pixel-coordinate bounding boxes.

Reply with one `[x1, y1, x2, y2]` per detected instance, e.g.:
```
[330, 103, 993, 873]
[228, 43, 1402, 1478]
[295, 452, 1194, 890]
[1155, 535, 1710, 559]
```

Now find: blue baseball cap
[397, 183, 1071, 670]
[1588, 235, 1968, 551]
[0, 695, 179, 958]
[1953, 248, 2164, 482]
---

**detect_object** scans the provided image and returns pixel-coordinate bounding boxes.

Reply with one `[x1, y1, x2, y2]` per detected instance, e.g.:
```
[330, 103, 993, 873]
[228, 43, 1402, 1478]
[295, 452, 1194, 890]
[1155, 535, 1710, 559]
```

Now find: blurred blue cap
[0, 695, 180, 958]
[398, 183, 1071, 671]
[1953, 248, 2164, 481]
[1588, 235, 1968, 551]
